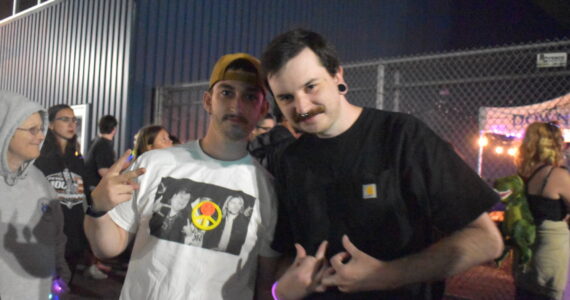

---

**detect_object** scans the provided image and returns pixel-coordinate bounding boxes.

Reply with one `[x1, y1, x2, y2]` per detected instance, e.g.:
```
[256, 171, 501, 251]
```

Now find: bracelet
[271, 281, 280, 300]
[85, 205, 108, 218]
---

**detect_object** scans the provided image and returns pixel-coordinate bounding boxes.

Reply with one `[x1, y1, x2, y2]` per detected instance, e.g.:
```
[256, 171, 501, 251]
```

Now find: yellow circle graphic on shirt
[191, 201, 222, 231]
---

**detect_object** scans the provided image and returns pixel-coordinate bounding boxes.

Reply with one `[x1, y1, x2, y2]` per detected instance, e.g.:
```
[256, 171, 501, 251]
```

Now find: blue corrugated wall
[1, 0, 452, 151]
[127, 0, 453, 147]
[0, 0, 133, 152]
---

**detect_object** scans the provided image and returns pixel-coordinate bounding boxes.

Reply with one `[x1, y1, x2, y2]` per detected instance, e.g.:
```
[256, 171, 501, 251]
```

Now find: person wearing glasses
[0, 91, 70, 299]
[35, 104, 108, 280]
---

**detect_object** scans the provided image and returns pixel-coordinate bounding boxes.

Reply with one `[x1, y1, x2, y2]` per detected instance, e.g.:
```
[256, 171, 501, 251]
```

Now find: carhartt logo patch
[362, 184, 377, 199]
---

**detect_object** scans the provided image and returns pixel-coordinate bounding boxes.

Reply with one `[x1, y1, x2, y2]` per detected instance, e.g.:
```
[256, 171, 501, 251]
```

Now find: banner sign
[479, 93, 570, 138]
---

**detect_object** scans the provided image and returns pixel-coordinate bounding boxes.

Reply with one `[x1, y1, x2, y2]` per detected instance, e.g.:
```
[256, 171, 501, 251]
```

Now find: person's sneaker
[84, 264, 108, 280]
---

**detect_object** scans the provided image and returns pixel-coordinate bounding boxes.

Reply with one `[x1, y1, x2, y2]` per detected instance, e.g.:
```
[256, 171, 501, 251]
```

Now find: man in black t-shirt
[261, 29, 504, 299]
[85, 115, 117, 193]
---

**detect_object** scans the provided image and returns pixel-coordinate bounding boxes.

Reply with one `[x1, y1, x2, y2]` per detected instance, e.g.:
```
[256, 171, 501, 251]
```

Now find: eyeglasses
[55, 116, 78, 123]
[16, 126, 45, 136]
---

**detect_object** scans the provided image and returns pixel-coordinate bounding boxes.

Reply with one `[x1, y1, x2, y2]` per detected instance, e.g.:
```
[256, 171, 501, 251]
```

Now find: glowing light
[507, 147, 517, 156]
[478, 136, 489, 147]
[563, 129, 570, 143]
[495, 146, 504, 154]
[489, 211, 504, 222]
[51, 277, 66, 299]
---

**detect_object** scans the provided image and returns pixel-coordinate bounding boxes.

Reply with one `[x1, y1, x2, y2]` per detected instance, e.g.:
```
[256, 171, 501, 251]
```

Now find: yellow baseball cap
[209, 53, 265, 90]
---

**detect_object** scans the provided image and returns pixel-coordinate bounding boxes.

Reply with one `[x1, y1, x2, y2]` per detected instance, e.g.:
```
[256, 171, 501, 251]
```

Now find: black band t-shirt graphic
[149, 177, 255, 256]
[45, 169, 85, 209]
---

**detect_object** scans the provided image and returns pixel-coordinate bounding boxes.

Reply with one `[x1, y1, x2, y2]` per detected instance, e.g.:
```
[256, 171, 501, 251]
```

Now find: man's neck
[100, 133, 114, 141]
[316, 97, 363, 139]
[200, 130, 248, 161]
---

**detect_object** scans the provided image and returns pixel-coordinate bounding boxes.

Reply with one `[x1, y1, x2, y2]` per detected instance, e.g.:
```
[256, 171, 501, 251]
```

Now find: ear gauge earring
[338, 84, 347, 93]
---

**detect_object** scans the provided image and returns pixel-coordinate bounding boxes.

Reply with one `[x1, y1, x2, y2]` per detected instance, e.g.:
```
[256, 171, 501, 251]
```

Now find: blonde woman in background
[515, 121, 570, 300]
[133, 125, 173, 158]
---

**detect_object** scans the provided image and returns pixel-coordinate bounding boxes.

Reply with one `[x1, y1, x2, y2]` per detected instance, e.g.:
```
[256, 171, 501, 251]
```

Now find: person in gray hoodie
[0, 91, 70, 299]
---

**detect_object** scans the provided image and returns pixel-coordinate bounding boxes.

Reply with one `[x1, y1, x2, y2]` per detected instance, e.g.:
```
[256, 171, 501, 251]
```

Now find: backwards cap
[209, 53, 265, 90]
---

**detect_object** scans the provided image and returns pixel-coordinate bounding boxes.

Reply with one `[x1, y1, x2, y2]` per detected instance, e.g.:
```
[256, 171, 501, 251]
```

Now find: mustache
[293, 106, 325, 123]
[222, 114, 248, 124]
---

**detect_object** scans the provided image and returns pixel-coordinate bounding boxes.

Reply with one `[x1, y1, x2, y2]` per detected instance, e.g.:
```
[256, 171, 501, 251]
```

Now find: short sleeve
[108, 198, 138, 234]
[403, 118, 499, 234]
[255, 169, 281, 258]
[95, 142, 115, 170]
[269, 161, 295, 255]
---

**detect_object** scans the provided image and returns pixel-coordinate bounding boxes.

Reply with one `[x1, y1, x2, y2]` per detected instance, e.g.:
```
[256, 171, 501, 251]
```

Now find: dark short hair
[158, 180, 193, 206]
[261, 28, 340, 78]
[99, 115, 118, 134]
[227, 58, 259, 74]
[48, 104, 73, 122]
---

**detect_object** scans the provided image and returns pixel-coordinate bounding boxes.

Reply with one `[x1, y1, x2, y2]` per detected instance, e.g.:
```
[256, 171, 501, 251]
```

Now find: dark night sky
[323, 0, 569, 61]
[448, 0, 569, 50]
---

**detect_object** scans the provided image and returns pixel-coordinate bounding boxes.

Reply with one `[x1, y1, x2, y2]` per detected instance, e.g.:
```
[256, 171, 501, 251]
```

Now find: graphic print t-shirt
[109, 141, 278, 300]
[34, 153, 87, 209]
[148, 176, 256, 256]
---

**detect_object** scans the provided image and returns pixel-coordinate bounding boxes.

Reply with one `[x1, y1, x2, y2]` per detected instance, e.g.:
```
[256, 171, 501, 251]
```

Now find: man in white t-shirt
[84, 53, 279, 300]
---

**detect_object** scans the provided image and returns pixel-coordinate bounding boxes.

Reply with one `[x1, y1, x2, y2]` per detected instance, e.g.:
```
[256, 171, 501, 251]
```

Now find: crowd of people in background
[1, 28, 568, 300]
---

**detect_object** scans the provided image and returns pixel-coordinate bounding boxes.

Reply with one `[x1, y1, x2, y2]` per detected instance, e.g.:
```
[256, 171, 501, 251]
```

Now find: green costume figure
[493, 174, 536, 270]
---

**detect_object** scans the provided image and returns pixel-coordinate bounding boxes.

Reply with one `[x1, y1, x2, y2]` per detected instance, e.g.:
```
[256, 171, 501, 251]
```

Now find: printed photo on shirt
[149, 177, 255, 256]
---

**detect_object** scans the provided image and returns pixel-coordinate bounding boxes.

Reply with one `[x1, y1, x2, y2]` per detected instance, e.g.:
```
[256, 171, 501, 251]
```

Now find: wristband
[85, 205, 108, 218]
[271, 281, 280, 300]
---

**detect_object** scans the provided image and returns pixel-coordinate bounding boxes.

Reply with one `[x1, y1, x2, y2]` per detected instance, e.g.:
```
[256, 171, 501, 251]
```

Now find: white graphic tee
[109, 141, 278, 300]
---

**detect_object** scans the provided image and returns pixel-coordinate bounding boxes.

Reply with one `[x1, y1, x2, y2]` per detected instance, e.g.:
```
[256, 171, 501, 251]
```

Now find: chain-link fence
[345, 40, 570, 181]
[154, 81, 210, 142]
[155, 39, 570, 181]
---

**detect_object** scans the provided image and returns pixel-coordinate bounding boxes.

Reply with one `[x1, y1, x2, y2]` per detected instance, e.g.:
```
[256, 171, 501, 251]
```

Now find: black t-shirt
[85, 137, 115, 189]
[247, 125, 296, 177]
[272, 108, 499, 299]
[34, 151, 90, 255]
